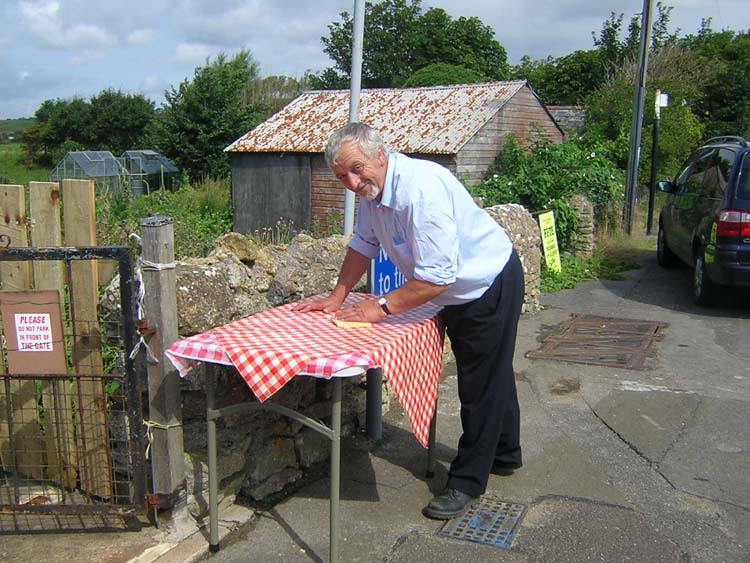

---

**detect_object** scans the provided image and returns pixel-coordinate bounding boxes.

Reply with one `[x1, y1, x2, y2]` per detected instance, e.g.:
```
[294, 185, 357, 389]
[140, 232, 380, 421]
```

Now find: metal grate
[437, 496, 526, 549]
[526, 314, 668, 369]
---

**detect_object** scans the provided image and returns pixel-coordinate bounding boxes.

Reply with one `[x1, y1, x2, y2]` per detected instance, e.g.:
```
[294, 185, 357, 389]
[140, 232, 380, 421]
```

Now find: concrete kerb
[139, 503, 255, 563]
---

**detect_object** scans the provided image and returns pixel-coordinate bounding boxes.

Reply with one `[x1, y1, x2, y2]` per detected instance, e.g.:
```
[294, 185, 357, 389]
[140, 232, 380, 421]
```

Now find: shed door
[231, 153, 311, 235]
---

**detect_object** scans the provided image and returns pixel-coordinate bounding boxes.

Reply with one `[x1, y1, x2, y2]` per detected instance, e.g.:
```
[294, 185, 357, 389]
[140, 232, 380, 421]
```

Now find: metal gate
[0, 245, 147, 522]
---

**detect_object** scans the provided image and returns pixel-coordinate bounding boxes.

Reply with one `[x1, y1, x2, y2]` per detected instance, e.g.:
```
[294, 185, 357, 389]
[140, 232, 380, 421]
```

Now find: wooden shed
[226, 80, 564, 235]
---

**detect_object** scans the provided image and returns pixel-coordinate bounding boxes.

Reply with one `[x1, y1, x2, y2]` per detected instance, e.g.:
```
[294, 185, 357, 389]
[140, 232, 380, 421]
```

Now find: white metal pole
[343, 0, 365, 235]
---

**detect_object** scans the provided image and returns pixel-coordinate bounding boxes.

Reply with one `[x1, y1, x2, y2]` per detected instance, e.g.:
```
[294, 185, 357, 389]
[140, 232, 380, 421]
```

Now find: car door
[701, 148, 736, 263]
[669, 148, 715, 263]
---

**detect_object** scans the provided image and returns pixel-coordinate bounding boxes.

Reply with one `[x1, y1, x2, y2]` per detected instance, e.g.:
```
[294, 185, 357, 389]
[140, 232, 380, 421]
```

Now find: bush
[97, 178, 232, 259]
[469, 135, 624, 249]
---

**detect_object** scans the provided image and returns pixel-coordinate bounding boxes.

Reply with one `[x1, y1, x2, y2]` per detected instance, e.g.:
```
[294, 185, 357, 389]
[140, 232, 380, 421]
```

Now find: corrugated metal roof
[226, 80, 528, 155]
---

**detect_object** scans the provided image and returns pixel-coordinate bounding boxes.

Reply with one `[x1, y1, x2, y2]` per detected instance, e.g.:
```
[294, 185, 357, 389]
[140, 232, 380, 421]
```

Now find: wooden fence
[0, 179, 113, 499]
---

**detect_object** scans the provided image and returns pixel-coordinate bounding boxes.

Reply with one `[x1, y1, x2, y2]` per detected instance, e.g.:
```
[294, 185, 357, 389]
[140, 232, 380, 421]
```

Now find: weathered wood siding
[456, 87, 564, 186]
[231, 153, 311, 235]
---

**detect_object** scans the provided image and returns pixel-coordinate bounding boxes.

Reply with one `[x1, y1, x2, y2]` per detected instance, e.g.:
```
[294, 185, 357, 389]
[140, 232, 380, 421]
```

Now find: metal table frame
[204, 366, 438, 563]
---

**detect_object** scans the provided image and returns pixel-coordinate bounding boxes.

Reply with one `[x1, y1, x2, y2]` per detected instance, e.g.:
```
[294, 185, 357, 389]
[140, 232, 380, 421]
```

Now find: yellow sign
[538, 211, 561, 273]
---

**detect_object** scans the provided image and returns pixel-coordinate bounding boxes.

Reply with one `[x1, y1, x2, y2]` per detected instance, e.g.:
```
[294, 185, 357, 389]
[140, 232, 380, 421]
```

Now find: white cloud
[19, 0, 115, 51]
[175, 43, 213, 66]
[3, 0, 750, 119]
[139, 75, 164, 95]
[127, 29, 155, 46]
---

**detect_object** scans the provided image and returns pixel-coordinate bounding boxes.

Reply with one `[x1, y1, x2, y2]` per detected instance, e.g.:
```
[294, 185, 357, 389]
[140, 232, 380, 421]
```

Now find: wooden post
[62, 179, 112, 498]
[0, 183, 44, 480]
[139, 215, 185, 504]
[28, 181, 77, 487]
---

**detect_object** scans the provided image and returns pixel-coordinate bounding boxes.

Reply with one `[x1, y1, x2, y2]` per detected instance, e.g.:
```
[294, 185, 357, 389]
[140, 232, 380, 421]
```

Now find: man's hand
[333, 299, 387, 324]
[292, 293, 345, 314]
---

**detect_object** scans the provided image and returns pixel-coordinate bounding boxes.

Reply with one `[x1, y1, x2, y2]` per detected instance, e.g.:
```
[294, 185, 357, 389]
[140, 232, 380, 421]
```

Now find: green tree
[512, 50, 605, 105]
[402, 63, 486, 87]
[513, 3, 677, 106]
[318, 0, 508, 88]
[592, 12, 640, 70]
[21, 91, 155, 166]
[87, 89, 155, 153]
[21, 98, 91, 166]
[305, 68, 349, 90]
[583, 44, 706, 180]
[152, 50, 265, 180]
[244, 74, 312, 115]
[682, 22, 750, 139]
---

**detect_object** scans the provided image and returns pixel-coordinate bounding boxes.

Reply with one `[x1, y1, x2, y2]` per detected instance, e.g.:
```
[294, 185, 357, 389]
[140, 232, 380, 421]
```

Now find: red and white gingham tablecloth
[165, 293, 444, 447]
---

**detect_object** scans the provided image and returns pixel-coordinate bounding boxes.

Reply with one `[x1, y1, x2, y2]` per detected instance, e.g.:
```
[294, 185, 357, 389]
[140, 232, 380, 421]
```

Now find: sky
[1, 0, 748, 119]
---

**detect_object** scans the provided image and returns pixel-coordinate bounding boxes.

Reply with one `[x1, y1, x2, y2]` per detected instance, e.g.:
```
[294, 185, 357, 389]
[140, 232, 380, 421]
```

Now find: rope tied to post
[127, 232, 176, 364]
[143, 419, 183, 459]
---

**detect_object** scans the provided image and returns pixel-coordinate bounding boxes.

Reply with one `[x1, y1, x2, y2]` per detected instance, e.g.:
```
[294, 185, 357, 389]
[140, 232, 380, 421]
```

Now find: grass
[0, 142, 49, 185]
[541, 227, 656, 293]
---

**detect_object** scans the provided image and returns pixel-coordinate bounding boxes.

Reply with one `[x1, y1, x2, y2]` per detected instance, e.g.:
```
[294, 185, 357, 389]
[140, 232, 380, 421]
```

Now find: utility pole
[343, 0, 365, 236]
[623, 0, 654, 235]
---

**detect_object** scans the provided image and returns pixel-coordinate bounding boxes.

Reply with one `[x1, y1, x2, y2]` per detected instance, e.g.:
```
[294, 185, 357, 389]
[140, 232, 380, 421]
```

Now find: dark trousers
[440, 249, 524, 497]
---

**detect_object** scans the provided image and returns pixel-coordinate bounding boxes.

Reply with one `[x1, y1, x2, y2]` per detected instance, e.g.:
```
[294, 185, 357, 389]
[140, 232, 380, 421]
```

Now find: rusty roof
[226, 80, 528, 154]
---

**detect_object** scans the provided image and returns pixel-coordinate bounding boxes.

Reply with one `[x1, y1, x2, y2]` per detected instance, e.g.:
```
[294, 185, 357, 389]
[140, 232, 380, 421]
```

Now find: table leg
[426, 397, 437, 478]
[207, 376, 220, 552]
[365, 367, 382, 441]
[329, 378, 342, 563]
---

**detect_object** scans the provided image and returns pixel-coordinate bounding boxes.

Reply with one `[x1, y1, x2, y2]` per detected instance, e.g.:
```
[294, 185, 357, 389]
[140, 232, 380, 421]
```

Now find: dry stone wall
[566, 194, 595, 260]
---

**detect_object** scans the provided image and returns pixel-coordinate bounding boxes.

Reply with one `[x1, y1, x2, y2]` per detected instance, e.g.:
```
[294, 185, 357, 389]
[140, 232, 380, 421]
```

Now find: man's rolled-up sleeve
[411, 208, 458, 286]
[349, 231, 380, 259]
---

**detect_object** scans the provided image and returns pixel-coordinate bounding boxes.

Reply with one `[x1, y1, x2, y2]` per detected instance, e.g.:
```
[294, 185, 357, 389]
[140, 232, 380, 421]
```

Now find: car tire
[657, 222, 678, 267]
[693, 251, 717, 306]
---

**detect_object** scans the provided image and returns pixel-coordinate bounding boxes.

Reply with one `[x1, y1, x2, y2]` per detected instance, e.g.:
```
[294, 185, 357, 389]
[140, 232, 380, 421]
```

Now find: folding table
[166, 293, 444, 562]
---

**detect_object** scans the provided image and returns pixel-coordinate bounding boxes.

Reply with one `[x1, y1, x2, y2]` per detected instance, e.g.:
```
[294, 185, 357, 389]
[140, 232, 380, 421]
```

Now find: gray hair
[325, 122, 390, 167]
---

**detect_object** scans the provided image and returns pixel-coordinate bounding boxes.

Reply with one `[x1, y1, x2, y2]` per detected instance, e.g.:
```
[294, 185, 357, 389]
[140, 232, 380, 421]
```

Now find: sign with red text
[15, 313, 53, 351]
[0, 290, 67, 375]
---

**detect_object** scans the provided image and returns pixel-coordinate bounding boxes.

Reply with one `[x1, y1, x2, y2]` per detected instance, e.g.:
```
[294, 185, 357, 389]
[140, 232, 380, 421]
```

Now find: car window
[702, 148, 736, 199]
[737, 153, 750, 200]
[678, 148, 714, 195]
[673, 161, 692, 188]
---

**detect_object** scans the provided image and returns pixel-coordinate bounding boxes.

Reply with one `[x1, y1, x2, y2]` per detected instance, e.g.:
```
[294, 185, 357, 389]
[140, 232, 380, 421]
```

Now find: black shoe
[422, 488, 478, 520]
[492, 461, 522, 476]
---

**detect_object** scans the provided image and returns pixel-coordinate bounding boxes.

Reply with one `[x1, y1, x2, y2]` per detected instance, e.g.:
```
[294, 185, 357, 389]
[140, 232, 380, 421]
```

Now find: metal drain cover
[526, 314, 668, 369]
[437, 496, 526, 549]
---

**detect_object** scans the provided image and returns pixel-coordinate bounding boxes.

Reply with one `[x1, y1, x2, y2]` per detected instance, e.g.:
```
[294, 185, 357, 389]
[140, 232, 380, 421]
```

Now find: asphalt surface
[2, 248, 749, 563]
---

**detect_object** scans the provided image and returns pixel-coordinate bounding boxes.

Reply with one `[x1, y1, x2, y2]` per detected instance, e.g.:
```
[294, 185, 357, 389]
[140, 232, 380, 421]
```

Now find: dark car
[657, 136, 750, 304]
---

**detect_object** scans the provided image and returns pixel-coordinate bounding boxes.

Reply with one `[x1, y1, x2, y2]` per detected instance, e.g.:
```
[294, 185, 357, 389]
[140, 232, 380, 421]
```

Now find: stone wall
[114, 204, 543, 517]
[565, 194, 595, 261]
[484, 203, 542, 314]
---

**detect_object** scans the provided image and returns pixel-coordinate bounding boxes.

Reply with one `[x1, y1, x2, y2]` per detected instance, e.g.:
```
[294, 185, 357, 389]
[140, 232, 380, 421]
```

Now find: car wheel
[657, 222, 678, 267]
[693, 251, 717, 306]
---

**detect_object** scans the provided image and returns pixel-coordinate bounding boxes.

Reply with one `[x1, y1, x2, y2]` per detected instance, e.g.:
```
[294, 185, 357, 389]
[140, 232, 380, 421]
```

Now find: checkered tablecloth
[165, 293, 444, 447]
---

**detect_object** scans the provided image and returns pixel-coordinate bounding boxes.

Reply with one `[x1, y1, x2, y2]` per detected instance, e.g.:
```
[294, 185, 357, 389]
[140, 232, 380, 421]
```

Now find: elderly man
[294, 122, 524, 519]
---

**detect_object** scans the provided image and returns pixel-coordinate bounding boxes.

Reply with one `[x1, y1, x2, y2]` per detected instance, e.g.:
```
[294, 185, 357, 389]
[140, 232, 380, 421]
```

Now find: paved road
[206, 250, 750, 563]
